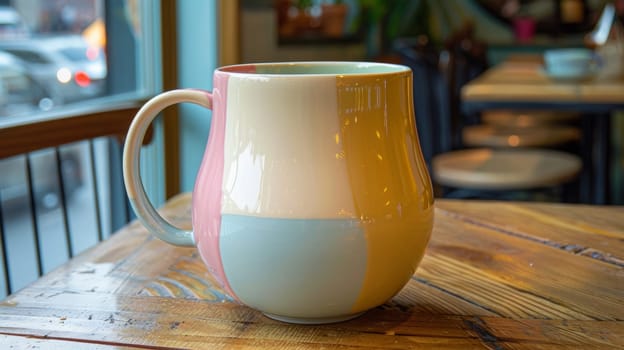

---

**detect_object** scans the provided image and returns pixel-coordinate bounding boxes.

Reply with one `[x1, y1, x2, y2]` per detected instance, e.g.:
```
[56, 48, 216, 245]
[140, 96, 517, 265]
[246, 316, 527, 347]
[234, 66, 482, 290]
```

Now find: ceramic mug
[123, 61, 434, 324]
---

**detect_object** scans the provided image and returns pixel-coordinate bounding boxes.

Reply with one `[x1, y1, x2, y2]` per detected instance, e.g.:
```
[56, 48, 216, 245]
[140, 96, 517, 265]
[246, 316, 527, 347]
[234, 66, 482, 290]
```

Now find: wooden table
[1, 193, 623, 349]
[462, 54, 624, 106]
[461, 54, 624, 205]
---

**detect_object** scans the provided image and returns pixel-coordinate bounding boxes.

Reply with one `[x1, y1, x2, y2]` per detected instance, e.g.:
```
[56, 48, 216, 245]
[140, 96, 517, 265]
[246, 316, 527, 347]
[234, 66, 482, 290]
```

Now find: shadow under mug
[123, 61, 435, 324]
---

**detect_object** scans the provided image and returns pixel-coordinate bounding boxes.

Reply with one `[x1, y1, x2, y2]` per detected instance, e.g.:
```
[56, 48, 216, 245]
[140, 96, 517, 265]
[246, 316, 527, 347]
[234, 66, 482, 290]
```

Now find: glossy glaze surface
[220, 215, 367, 318]
[125, 62, 434, 322]
[220, 73, 352, 218]
[336, 72, 434, 311]
[197, 62, 434, 320]
[193, 73, 234, 298]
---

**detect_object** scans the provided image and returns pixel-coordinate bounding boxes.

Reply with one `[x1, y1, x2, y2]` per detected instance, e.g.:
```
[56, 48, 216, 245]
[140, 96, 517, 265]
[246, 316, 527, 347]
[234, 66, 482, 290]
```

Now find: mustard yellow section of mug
[336, 72, 434, 313]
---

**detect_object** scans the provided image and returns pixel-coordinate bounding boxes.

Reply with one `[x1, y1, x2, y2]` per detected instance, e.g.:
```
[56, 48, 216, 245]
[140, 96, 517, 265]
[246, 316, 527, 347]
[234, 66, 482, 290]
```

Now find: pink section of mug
[192, 71, 239, 300]
[218, 63, 257, 74]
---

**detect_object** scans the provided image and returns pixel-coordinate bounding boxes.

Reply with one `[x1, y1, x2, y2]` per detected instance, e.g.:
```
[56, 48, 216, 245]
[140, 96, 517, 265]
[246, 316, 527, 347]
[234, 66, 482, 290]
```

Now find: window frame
[0, 0, 169, 197]
[0, 0, 241, 199]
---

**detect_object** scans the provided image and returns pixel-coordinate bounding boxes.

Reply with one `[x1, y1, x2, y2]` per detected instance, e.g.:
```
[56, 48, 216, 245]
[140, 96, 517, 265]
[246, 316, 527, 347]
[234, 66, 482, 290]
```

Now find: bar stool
[464, 109, 581, 149]
[395, 36, 583, 201]
[462, 124, 580, 148]
[433, 148, 582, 200]
[440, 29, 582, 153]
[479, 110, 580, 128]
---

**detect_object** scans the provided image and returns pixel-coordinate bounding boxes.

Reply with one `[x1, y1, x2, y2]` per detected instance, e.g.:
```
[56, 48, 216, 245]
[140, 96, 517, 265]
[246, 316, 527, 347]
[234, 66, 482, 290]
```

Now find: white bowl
[543, 48, 597, 80]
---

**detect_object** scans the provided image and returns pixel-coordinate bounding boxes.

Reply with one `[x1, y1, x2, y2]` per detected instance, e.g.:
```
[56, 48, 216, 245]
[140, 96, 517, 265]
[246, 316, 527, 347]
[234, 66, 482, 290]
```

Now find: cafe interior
[1, 0, 622, 293]
[246, 0, 624, 206]
[0, 1, 623, 347]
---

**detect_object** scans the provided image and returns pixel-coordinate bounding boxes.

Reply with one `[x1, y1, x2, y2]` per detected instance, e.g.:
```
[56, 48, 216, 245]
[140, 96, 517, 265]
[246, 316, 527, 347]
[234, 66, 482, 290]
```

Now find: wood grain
[436, 200, 624, 264]
[0, 334, 144, 349]
[427, 209, 623, 321]
[0, 193, 622, 349]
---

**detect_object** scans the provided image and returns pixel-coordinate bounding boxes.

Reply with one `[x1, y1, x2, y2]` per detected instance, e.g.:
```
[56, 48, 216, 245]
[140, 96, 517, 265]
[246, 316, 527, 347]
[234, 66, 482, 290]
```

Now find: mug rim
[217, 61, 411, 77]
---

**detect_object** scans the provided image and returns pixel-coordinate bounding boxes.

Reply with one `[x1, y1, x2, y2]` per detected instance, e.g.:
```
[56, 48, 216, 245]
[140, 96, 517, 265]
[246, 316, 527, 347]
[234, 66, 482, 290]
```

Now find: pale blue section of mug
[220, 214, 367, 319]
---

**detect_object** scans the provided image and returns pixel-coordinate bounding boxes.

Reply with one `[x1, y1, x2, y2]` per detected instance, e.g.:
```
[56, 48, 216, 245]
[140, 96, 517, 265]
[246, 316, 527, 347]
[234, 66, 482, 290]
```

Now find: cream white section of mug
[220, 75, 356, 219]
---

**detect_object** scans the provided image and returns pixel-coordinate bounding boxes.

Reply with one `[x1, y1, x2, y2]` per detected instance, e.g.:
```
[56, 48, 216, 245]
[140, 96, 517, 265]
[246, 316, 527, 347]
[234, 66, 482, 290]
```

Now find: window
[0, 0, 165, 298]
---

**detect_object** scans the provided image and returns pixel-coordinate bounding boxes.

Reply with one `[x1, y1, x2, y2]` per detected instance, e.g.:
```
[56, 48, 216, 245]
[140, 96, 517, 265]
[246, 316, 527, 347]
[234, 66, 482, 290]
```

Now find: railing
[0, 101, 158, 298]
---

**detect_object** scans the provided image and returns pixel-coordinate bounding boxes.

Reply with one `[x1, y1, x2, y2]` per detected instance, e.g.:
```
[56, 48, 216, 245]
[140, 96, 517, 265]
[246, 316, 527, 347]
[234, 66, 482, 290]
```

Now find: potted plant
[355, 0, 423, 57]
[321, 0, 349, 37]
[277, 0, 320, 37]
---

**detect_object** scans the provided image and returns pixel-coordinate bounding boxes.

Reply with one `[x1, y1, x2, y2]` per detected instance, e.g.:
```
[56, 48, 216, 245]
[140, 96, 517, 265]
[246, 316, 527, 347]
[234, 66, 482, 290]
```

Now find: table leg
[582, 114, 611, 204]
[594, 114, 611, 204]
[580, 115, 594, 203]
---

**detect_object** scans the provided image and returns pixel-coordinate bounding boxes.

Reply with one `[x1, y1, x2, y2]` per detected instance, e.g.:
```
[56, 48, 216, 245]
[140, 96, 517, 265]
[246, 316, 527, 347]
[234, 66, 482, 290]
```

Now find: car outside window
[0, 0, 163, 298]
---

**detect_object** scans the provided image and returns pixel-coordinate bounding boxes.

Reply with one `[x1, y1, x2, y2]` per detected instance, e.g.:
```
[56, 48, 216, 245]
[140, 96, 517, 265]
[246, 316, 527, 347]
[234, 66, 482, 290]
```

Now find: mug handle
[123, 89, 212, 246]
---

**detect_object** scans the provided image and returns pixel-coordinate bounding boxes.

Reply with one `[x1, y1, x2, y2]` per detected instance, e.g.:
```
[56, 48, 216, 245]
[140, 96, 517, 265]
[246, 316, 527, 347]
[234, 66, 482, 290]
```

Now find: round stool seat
[462, 125, 580, 148]
[481, 110, 580, 128]
[432, 148, 582, 190]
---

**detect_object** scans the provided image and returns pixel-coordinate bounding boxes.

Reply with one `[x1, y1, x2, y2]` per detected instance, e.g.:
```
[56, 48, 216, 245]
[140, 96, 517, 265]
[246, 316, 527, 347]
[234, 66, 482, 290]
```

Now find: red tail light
[74, 71, 91, 87]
